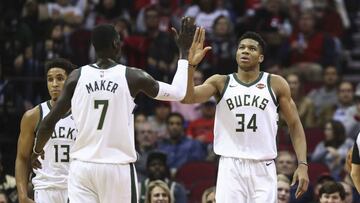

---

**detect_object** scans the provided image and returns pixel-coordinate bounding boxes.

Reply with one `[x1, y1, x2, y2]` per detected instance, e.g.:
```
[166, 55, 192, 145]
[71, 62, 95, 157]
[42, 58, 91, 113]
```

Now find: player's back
[71, 64, 136, 164]
[33, 101, 77, 190]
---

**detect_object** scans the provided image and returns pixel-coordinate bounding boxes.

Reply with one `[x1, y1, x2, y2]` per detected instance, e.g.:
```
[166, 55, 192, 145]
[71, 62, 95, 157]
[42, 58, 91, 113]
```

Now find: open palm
[188, 28, 212, 66]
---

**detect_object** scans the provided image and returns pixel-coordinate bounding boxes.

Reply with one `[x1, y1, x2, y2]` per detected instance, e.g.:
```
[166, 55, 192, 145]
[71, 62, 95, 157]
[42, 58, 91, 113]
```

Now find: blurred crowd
[1, 0, 360, 202]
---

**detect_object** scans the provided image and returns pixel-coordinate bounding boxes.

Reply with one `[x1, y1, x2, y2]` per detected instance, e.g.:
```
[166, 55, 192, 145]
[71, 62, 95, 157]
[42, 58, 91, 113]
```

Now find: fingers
[171, 27, 179, 38]
[295, 177, 309, 198]
[32, 159, 42, 169]
[199, 27, 206, 45]
[193, 27, 200, 44]
[291, 172, 297, 186]
[203, 46, 212, 54]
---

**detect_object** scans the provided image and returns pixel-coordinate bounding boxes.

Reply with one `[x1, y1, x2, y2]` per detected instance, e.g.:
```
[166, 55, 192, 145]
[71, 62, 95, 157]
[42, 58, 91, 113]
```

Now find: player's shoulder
[21, 105, 41, 128]
[207, 74, 229, 84]
[268, 73, 289, 96]
[23, 105, 40, 119]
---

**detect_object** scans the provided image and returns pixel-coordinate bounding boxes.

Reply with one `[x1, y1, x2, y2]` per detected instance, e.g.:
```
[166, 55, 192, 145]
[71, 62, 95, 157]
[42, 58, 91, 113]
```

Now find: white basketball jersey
[71, 64, 137, 164]
[214, 72, 279, 160]
[33, 101, 77, 190]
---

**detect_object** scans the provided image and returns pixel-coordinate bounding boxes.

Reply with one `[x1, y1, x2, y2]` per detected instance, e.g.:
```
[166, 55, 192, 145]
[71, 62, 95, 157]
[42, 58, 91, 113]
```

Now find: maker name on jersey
[226, 94, 269, 111]
[85, 80, 119, 94]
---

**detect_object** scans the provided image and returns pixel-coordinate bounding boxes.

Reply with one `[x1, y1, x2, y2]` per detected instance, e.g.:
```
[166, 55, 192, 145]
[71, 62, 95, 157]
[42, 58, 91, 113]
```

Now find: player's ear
[259, 54, 264, 63]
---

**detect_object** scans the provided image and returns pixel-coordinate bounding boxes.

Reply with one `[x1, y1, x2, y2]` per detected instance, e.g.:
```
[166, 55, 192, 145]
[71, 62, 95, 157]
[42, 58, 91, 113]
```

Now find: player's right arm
[15, 107, 39, 203]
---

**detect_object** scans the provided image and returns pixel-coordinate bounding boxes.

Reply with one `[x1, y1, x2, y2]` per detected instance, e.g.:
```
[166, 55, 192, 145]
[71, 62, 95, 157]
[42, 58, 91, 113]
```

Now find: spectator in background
[157, 113, 207, 176]
[186, 98, 216, 145]
[307, 66, 339, 118]
[0, 191, 8, 203]
[318, 181, 345, 203]
[139, 152, 187, 203]
[277, 174, 291, 203]
[205, 15, 237, 76]
[318, 81, 356, 137]
[339, 182, 354, 203]
[170, 70, 203, 122]
[38, 0, 83, 25]
[136, 122, 159, 182]
[94, 0, 130, 25]
[148, 101, 171, 139]
[312, 173, 335, 203]
[184, 0, 230, 34]
[135, 112, 148, 133]
[279, 9, 337, 80]
[311, 120, 353, 180]
[346, 84, 360, 139]
[145, 180, 173, 203]
[276, 151, 314, 203]
[0, 154, 17, 203]
[282, 73, 315, 129]
[201, 186, 215, 203]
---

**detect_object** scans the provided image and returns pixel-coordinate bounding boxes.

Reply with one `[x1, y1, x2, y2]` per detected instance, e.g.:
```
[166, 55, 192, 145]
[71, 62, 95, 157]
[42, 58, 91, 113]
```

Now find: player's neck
[96, 58, 117, 69]
[236, 68, 261, 84]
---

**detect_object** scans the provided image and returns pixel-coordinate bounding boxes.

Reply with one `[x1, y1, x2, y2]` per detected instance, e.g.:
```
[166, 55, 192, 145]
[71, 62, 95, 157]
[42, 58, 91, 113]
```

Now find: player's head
[91, 24, 121, 60]
[146, 180, 173, 203]
[45, 58, 76, 101]
[319, 181, 345, 203]
[236, 32, 265, 71]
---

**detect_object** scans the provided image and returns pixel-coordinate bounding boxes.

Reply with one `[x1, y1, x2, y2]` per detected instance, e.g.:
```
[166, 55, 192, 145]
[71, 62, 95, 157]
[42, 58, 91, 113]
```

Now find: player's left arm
[271, 74, 309, 198]
[31, 69, 80, 167]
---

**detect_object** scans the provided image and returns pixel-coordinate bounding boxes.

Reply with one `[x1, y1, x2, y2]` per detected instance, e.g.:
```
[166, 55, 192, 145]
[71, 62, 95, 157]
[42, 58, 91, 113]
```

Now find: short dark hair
[45, 58, 76, 75]
[167, 112, 185, 126]
[319, 181, 345, 200]
[91, 24, 119, 52]
[238, 31, 266, 54]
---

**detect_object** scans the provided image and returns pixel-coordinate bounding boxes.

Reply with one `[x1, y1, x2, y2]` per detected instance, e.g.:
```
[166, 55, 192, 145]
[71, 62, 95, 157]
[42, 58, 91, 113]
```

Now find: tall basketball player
[182, 30, 309, 202]
[15, 58, 76, 203]
[31, 17, 201, 203]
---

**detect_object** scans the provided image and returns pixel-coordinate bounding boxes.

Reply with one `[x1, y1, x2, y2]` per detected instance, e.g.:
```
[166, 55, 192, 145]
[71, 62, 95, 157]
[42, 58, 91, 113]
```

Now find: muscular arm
[182, 71, 224, 104]
[33, 69, 80, 153]
[351, 140, 360, 192]
[15, 107, 39, 202]
[272, 74, 309, 197]
[126, 59, 189, 101]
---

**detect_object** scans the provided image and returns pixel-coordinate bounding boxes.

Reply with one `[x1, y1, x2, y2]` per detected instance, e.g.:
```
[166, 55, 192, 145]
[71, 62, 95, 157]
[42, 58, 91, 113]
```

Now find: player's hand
[30, 151, 44, 169]
[291, 164, 309, 199]
[188, 27, 211, 67]
[171, 16, 196, 53]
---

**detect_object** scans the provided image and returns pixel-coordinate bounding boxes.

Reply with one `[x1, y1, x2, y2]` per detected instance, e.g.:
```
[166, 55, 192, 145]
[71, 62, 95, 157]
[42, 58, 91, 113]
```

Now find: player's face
[151, 186, 169, 203]
[277, 181, 290, 203]
[319, 192, 343, 203]
[236, 39, 263, 71]
[47, 67, 67, 101]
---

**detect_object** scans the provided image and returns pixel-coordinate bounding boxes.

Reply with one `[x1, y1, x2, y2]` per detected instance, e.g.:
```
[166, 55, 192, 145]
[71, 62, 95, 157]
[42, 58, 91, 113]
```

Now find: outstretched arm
[32, 69, 80, 165]
[272, 74, 309, 198]
[15, 108, 38, 203]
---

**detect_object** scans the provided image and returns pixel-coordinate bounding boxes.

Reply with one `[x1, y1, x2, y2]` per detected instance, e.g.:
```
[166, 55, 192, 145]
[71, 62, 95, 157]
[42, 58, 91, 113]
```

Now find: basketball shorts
[216, 156, 277, 203]
[68, 160, 138, 203]
[34, 189, 68, 203]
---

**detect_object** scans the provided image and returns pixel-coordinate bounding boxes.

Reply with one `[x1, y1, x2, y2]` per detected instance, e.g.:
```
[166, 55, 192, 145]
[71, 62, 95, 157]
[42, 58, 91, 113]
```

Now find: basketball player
[182, 30, 309, 202]
[31, 17, 200, 203]
[15, 58, 76, 203]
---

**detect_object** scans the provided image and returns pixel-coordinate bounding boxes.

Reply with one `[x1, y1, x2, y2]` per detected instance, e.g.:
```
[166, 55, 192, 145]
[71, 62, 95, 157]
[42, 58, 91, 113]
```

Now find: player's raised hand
[171, 16, 196, 52]
[188, 27, 212, 67]
[291, 164, 309, 199]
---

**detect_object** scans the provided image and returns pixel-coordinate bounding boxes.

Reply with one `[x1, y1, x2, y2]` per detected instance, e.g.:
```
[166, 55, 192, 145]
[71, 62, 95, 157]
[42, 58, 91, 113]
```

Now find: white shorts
[34, 189, 68, 203]
[216, 157, 277, 203]
[68, 160, 138, 203]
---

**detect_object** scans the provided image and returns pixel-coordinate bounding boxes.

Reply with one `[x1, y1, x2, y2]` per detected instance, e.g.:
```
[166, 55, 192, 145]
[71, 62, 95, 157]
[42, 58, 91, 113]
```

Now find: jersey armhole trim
[267, 74, 279, 106]
[34, 104, 43, 134]
[217, 75, 230, 104]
